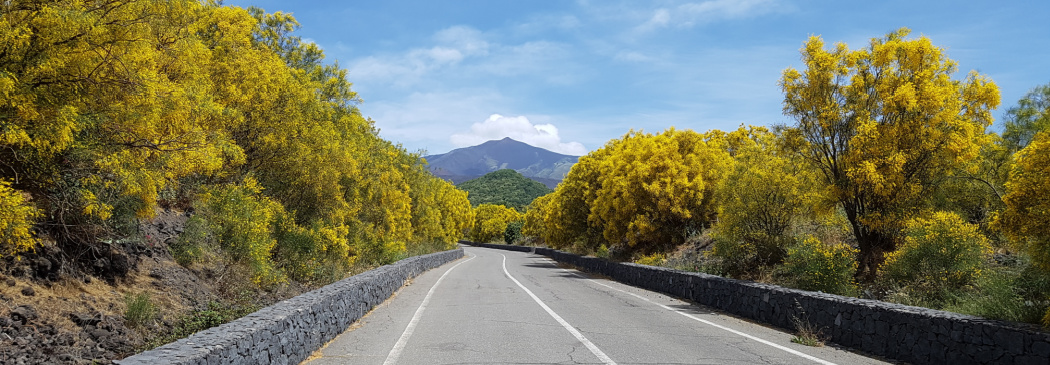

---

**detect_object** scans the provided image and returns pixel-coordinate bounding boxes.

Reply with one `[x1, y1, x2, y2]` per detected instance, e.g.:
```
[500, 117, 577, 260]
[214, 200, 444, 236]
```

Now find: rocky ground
[0, 209, 298, 364]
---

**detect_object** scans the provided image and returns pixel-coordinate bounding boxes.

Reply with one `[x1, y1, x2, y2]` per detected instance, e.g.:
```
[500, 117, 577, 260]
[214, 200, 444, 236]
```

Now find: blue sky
[224, 0, 1050, 156]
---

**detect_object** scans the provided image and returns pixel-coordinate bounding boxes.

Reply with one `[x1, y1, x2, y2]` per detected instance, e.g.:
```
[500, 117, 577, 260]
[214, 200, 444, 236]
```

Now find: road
[303, 246, 890, 365]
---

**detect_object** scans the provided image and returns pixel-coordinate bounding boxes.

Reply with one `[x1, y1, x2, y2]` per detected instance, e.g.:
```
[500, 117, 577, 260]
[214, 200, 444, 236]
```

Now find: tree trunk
[844, 201, 894, 282]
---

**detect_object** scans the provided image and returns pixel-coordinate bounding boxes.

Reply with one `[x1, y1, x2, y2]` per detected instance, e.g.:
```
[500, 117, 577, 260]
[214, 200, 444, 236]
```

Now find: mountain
[425, 137, 579, 188]
[457, 169, 553, 210]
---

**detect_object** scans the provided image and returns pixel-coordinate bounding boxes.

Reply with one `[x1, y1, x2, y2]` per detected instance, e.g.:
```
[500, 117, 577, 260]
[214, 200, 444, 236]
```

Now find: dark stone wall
[115, 248, 464, 365]
[463, 241, 1050, 365]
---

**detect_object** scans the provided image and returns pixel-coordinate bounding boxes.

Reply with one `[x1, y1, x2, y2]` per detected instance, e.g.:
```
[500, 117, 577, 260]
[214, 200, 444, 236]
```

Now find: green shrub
[503, 221, 523, 245]
[595, 244, 610, 259]
[273, 218, 353, 285]
[708, 233, 761, 278]
[192, 178, 286, 287]
[124, 291, 157, 328]
[882, 211, 991, 302]
[781, 236, 859, 296]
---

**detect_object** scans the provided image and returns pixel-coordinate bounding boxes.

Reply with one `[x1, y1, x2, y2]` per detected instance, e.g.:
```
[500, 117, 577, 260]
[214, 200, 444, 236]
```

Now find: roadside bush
[503, 221, 523, 245]
[882, 211, 991, 301]
[274, 219, 353, 285]
[781, 236, 859, 296]
[125, 291, 157, 328]
[192, 178, 286, 287]
[708, 234, 758, 278]
[595, 244, 610, 259]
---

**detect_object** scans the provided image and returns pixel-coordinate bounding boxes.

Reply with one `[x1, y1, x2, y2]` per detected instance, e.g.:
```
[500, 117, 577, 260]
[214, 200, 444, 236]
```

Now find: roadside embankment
[116, 248, 464, 365]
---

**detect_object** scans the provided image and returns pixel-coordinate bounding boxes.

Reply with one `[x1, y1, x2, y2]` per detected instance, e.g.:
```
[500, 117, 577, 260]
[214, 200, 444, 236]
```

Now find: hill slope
[457, 170, 553, 210]
[425, 138, 579, 188]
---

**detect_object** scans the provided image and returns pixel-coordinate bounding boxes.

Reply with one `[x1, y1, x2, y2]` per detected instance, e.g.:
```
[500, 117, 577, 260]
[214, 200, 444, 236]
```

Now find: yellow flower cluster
[883, 211, 990, 290]
[0, 180, 40, 257]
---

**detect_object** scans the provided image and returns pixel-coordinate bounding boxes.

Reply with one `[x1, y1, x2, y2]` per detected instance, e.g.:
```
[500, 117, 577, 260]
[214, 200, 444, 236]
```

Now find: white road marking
[500, 254, 618, 365]
[554, 264, 838, 365]
[383, 254, 476, 365]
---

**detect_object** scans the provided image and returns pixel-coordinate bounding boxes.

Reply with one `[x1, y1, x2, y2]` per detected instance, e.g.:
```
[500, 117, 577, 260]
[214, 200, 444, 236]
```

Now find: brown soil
[0, 208, 313, 364]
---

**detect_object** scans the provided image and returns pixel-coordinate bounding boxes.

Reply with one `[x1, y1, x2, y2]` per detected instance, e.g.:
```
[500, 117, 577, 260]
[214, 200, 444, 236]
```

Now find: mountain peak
[424, 138, 579, 189]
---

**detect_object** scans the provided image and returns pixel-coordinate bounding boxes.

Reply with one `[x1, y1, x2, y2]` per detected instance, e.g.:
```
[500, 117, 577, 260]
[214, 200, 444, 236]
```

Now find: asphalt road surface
[303, 246, 890, 365]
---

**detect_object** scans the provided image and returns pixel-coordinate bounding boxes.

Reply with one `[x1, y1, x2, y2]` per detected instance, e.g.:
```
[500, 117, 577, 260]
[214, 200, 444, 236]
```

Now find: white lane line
[500, 254, 618, 365]
[383, 254, 476, 365]
[554, 265, 838, 365]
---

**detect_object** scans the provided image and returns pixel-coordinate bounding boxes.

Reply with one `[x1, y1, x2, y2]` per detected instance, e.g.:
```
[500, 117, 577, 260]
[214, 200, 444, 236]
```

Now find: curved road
[304, 246, 889, 365]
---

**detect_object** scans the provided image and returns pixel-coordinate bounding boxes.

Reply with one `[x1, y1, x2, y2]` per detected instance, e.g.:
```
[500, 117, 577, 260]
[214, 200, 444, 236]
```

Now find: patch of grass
[943, 263, 1050, 325]
[790, 300, 824, 347]
[145, 301, 259, 350]
[791, 326, 824, 347]
[124, 291, 157, 328]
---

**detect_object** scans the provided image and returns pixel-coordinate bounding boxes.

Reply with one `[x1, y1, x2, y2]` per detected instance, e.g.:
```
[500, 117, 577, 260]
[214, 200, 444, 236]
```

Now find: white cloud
[633, 0, 787, 33]
[349, 26, 489, 87]
[434, 26, 490, 55]
[636, 8, 671, 32]
[614, 50, 654, 63]
[450, 114, 587, 155]
[349, 25, 581, 88]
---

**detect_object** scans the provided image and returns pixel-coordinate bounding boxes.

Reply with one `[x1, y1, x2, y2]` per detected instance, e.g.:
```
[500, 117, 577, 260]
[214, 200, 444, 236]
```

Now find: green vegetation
[503, 221, 524, 245]
[124, 292, 158, 329]
[457, 170, 552, 211]
[781, 237, 859, 297]
[144, 301, 260, 350]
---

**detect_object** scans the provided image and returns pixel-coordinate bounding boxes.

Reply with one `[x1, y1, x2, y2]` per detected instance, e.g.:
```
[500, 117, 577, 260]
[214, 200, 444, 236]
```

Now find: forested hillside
[0, 1, 473, 362]
[457, 169, 552, 211]
[524, 29, 1050, 327]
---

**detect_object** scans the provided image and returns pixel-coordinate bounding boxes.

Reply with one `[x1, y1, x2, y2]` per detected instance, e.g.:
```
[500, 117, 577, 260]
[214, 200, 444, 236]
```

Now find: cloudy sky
[225, 0, 1050, 156]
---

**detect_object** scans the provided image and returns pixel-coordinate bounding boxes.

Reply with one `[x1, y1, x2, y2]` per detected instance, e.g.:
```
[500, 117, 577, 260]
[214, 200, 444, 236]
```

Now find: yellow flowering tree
[1, 0, 236, 247]
[532, 144, 612, 251]
[589, 129, 729, 254]
[190, 178, 286, 287]
[709, 126, 821, 274]
[779, 28, 1000, 279]
[996, 131, 1050, 270]
[0, 1, 477, 285]
[470, 204, 522, 243]
[522, 193, 552, 240]
[529, 128, 730, 256]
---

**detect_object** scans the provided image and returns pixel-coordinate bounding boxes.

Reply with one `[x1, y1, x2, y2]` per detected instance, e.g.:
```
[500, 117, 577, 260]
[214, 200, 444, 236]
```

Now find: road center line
[383, 254, 476, 365]
[553, 264, 838, 365]
[500, 254, 618, 365]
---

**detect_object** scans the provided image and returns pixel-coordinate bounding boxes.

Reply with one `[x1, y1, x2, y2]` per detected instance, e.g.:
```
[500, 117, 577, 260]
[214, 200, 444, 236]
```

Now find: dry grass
[0, 254, 203, 339]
